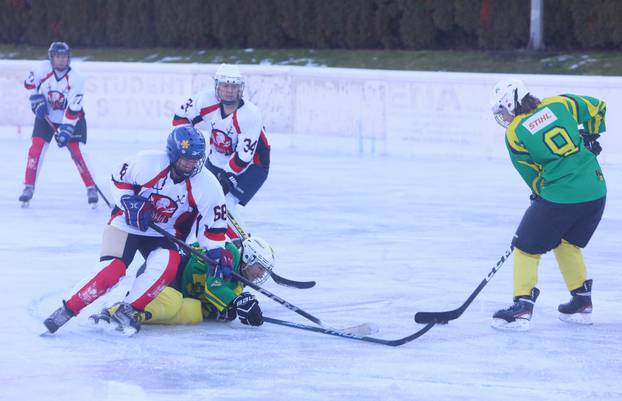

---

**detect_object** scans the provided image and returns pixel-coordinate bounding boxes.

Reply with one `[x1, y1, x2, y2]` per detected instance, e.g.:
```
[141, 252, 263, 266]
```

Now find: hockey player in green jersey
[91, 236, 274, 333]
[489, 78, 607, 330]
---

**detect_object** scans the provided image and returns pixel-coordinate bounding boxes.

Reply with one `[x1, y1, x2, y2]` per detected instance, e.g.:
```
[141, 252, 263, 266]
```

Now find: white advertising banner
[1, 60, 620, 161]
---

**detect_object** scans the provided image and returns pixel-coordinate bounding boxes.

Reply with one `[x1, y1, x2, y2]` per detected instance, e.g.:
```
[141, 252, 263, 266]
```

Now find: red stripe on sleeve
[228, 153, 249, 173]
[24, 83, 36, 90]
[112, 178, 135, 190]
[65, 109, 83, 121]
[204, 230, 226, 242]
[173, 116, 191, 126]
[200, 104, 220, 117]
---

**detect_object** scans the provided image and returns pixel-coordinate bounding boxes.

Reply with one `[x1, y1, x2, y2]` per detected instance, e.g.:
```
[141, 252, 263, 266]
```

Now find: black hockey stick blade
[264, 317, 436, 347]
[226, 211, 316, 289]
[269, 271, 316, 289]
[414, 246, 514, 324]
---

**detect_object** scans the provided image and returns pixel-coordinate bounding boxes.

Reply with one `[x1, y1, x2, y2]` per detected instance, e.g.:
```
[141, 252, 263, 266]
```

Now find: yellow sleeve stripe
[543, 96, 578, 120]
[204, 287, 228, 311]
[505, 125, 528, 154]
[531, 175, 542, 194]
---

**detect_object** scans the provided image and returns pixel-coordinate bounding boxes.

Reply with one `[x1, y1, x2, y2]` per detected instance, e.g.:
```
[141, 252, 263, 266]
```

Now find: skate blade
[90, 203, 98, 210]
[21, 201, 30, 208]
[491, 318, 531, 331]
[559, 312, 592, 325]
[89, 314, 111, 325]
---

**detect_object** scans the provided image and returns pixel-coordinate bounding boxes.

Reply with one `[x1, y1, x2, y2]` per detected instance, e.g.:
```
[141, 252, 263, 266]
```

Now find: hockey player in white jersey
[173, 63, 270, 210]
[43, 126, 233, 335]
[19, 42, 98, 207]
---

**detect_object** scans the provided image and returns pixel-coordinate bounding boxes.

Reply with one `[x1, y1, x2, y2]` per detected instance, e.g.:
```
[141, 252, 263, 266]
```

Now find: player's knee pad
[144, 287, 184, 323]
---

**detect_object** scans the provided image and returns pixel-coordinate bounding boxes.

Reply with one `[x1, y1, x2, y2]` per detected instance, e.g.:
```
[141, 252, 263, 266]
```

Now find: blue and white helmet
[48, 42, 71, 70]
[166, 126, 206, 177]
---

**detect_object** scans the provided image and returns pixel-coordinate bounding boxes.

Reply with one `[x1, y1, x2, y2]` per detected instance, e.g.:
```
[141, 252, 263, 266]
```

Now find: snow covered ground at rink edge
[0, 127, 621, 401]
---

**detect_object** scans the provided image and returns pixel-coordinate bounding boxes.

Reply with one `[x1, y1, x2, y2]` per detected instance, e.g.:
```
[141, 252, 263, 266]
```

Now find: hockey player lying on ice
[89, 236, 274, 332]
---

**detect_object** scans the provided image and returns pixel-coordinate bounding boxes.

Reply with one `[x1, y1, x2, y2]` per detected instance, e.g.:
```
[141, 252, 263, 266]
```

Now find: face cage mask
[493, 108, 514, 128]
[215, 80, 244, 106]
[240, 257, 271, 285]
[173, 154, 206, 178]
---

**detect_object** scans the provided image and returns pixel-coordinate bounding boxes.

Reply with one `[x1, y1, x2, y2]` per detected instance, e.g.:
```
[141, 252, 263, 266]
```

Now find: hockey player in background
[90, 236, 274, 329]
[43, 126, 232, 336]
[489, 78, 607, 331]
[19, 42, 98, 208]
[173, 63, 270, 210]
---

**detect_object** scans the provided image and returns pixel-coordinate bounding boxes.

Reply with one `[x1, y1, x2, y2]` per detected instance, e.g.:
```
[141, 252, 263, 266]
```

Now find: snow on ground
[0, 128, 621, 401]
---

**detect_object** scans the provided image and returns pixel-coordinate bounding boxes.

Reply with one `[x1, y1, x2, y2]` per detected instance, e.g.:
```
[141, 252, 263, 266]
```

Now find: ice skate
[43, 303, 74, 334]
[491, 288, 540, 331]
[19, 185, 34, 208]
[89, 303, 119, 325]
[110, 302, 142, 336]
[87, 186, 98, 209]
[559, 279, 593, 325]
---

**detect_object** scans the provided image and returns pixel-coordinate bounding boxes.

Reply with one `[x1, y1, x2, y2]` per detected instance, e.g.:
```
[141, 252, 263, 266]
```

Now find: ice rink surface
[0, 129, 621, 401]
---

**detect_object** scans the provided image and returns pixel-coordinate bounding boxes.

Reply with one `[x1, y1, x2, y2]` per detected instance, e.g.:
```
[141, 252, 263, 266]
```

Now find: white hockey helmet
[490, 78, 529, 128]
[240, 236, 274, 285]
[214, 63, 244, 106]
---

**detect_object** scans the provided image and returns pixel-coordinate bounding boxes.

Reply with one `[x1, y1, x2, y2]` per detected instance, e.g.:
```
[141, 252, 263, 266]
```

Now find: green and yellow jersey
[180, 242, 244, 313]
[505, 94, 607, 203]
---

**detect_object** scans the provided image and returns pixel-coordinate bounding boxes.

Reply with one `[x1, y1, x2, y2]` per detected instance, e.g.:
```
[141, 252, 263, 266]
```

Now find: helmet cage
[490, 78, 528, 128]
[240, 237, 274, 285]
[214, 64, 244, 106]
[48, 42, 71, 71]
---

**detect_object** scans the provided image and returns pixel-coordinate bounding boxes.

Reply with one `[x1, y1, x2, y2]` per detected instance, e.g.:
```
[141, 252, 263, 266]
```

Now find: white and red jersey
[173, 88, 270, 174]
[24, 61, 85, 126]
[109, 150, 227, 251]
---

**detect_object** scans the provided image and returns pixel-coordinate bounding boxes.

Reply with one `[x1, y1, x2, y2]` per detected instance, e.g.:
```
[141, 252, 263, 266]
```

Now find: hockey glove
[581, 132, 602, 156]
[202, 303, 237, 322]
[29, 94, 48, 119]
[233, 292, 263, 326]
[55, 124, 74, 148]
[216, 171, 238, 194]
[206, 247, 234, 281]
[120, 194, 155, 232]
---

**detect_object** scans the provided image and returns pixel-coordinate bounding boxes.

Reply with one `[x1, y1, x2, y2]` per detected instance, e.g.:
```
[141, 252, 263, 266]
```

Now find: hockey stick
[227, 211, 316, 289]
[44, 116, 111, 208]
[149, 222, 360, 333]
[414, 245, 514, 324]
[264, 317, 435, 347]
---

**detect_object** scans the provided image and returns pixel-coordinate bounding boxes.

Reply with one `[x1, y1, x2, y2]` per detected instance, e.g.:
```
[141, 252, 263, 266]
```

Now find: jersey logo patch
[149, 194, 179, 223]
[211, 128, 234, 155]
[47, 90, 67, 110]
[522, 107, 557, 134]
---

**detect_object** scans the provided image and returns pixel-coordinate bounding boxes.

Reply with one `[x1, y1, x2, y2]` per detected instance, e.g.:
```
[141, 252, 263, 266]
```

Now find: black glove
[233, 292, 263, 326]
[203, 303, 237, 322]
[216, 171, 238, 194]
[55, 124, 74, 148]
[29, 94, 48, 119]
[581, 132, 602, 156]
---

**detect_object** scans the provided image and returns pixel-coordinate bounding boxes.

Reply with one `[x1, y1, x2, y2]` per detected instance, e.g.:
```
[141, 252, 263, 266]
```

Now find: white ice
[0, 128, 621, 401]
